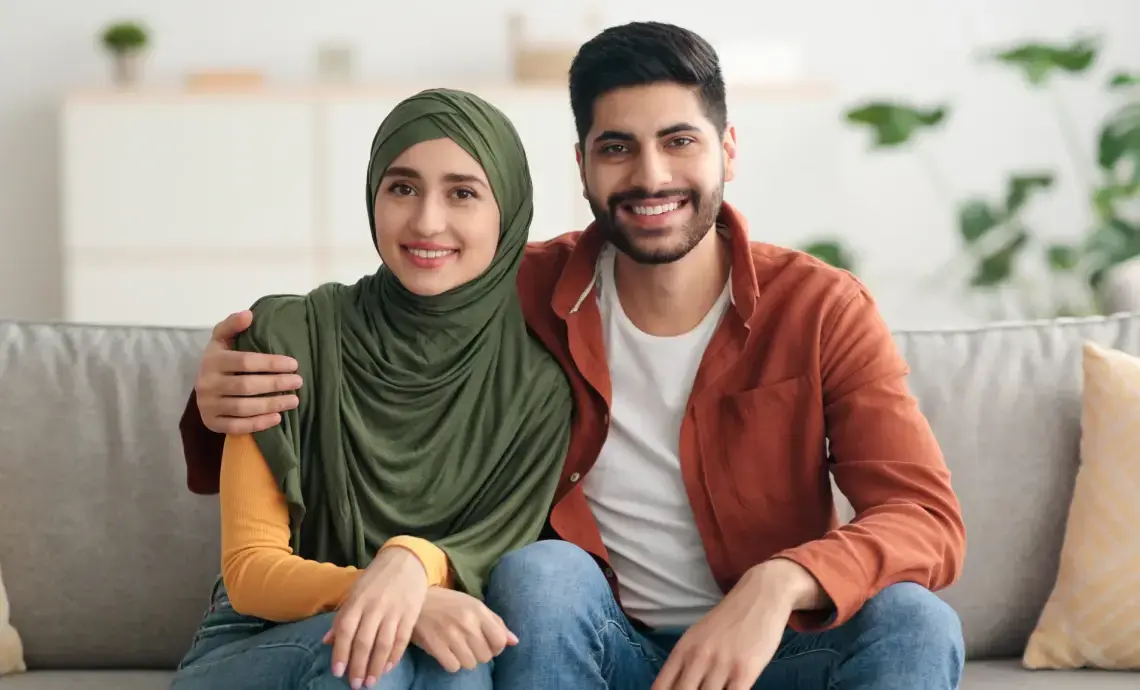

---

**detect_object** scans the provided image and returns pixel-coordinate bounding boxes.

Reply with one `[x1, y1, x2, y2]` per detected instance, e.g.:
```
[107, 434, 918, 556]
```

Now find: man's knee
[861, 583, 964, 658]
[485, 541, 609, 616]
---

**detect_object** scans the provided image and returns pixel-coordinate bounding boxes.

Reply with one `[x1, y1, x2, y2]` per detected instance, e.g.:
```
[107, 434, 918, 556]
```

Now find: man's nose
[629, 150, 672, 192]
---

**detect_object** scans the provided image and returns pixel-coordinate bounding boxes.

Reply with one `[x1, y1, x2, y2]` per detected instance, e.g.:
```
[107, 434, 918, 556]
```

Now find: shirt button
[603, 413, 610, 424]
[604, 568, 614, 578]
[569, 472, 581, 483]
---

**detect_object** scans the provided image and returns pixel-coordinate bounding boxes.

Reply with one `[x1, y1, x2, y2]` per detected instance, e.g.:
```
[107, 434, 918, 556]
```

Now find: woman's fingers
[330, 605, 363, 679]
[361, 616, 398, 689]
[347, 605, 385, 689]
[479, 611, 511, 656]
[385, 612, 416, 674]
[422, 636, 462, 674]
[448, 627, 480, 670]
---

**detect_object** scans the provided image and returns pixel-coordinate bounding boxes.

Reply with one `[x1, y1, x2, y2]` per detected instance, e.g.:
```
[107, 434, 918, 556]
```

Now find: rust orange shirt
[181, 202, 965, 630]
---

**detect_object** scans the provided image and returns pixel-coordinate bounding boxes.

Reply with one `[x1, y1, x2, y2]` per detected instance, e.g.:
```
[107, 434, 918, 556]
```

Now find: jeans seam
[771, 645, 842, 687]
[595, 617, 663, 685]
[772, 647, 841, 664]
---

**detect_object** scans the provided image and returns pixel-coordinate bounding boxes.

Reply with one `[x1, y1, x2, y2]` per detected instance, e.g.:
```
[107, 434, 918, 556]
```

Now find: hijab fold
[234, 88, 572, 596]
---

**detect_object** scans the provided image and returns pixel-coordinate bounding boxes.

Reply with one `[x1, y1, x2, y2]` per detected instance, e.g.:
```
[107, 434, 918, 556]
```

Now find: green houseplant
[100, 21, 149, 86]
[803, 35, 1140, 319]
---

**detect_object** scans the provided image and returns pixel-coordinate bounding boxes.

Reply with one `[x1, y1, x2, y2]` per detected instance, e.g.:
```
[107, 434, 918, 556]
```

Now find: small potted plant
[100, 21, 149, 86]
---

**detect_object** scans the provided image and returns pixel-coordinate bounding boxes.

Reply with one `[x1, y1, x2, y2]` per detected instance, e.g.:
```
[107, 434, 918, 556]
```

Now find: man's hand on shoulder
[195, 310, 302, 435]
[652, 559, 829, 690]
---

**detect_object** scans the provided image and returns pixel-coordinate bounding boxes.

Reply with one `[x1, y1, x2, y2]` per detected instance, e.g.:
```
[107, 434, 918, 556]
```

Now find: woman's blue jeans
[171, 577, 492, 690]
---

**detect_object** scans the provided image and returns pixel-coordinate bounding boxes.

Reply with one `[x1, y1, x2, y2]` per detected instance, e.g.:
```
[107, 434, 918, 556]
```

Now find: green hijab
[235, 88, 573, 596]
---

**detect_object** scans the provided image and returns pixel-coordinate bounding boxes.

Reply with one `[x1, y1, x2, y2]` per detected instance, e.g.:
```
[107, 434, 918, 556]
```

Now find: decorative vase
[111, 50, 144, 86]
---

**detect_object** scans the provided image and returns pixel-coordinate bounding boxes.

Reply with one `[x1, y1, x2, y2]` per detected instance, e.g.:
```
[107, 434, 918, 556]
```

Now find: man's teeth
[407, 248, 456, 258]
[631, 201, 682, 216]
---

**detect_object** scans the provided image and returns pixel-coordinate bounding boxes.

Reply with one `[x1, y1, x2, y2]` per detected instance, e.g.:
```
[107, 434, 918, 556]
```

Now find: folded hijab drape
[234, 88, 573, 596]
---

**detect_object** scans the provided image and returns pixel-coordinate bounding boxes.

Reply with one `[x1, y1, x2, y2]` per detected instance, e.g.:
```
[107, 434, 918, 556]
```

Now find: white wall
[2, 0, 1139, 328]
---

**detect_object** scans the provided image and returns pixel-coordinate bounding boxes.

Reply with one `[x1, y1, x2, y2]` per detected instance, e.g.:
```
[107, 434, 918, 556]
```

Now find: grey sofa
[2, 311, 1140, 689]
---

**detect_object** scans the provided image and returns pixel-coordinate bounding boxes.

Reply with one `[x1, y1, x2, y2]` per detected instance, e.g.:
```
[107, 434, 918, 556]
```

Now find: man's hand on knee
[652, 560, 821, 690]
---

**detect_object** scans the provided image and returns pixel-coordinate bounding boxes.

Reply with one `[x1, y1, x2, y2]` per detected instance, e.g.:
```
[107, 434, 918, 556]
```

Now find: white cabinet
[62, 99, 317, 251]
[60, 84, 834, 328]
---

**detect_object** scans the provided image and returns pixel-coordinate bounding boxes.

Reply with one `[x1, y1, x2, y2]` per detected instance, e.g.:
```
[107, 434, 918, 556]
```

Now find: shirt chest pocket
[710, 375, 827, 510]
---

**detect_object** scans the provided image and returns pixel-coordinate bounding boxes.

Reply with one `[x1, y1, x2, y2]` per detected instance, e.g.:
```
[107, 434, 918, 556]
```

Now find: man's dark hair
[568, 21, 727, 147]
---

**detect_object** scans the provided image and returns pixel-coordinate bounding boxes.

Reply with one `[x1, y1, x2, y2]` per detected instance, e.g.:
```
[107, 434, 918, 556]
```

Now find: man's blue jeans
[484, 541, 965, 689]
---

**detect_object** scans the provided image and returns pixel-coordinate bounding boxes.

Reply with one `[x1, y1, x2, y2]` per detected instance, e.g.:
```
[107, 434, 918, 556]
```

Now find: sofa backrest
[3, 312, 1140, 667]
[0, 321, 216, 669]
[884, 311, 1140, 659]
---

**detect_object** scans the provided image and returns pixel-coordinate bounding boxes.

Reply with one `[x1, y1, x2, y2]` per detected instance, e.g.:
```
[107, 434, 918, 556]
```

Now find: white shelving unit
[59, 82, 837, 328]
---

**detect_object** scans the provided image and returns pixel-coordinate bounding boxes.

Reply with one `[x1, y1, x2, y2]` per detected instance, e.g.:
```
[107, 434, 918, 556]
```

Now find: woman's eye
[454, 188, 477, 200]
[389, 183, 415, 196]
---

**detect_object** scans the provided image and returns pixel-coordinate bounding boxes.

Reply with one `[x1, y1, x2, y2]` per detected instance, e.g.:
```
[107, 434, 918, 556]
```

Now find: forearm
[382, 536, 453, 589]
[774, 495, 961, 630]
[223, 544, 361, 622]
[741, 557, 831, 613]
[220, 434, 361, 621]
[220, 435, 454, 621]
[782, 289, 964, 630]
[799, 384, 964, 610]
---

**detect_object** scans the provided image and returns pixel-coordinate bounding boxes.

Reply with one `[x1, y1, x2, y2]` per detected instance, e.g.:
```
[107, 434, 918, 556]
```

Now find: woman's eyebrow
[383, 167, 488, 188]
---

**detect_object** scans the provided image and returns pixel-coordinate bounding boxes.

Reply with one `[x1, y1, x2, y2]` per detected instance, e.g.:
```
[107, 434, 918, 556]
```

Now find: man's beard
[587, 182, 723, 265]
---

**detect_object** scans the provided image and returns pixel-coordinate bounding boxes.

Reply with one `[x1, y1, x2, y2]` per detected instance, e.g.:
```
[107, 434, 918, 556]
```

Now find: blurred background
[1, 0, 1138, 330]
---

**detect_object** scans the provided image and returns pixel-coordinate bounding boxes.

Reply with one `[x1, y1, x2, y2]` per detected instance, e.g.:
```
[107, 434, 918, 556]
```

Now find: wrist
[743, 558, 828, 612]
[380, 545, 429, 581]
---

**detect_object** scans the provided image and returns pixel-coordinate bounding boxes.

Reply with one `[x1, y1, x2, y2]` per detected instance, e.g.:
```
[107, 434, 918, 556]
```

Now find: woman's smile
[402, 241, 460, 269]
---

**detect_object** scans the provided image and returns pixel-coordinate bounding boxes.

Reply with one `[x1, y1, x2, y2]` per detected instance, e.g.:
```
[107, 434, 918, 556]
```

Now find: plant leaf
[1005, 173, 1055, 214]
[970, 230, 1029, 287]
[992, 37, 1098, 85]
[1097, 102, 1140, 177]
[1092, 182, 1140, 220]
[958, 199, 1002, 243]
[1047, 243, 1080, 271]
[844, 102, 948, 148]
[801, 240, 856, 272]
[1109, 71, 1140, 88]
[1084, 218, 1140, 287]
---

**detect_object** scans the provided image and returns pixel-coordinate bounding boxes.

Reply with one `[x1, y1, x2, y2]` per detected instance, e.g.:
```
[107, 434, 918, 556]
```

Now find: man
[180, 21, 966, 690]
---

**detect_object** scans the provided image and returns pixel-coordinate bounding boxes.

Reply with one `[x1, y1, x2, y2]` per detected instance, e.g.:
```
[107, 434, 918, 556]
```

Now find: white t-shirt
[582, 243, 731, 629]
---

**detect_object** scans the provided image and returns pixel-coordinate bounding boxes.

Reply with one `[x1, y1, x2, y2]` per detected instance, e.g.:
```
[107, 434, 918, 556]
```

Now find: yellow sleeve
[219, 434, 453, 622]
[381, 536, 453, 589]
[220, 433, 360, 621]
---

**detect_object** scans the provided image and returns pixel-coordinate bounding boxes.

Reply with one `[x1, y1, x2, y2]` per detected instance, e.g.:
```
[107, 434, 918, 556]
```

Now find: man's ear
[722, 123, 738, 183]
[575, 142, 588, 199]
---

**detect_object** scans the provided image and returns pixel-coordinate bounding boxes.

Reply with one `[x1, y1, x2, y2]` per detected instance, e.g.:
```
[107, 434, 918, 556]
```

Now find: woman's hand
[323, 547, 429, 688]
[412, 588, 519, 672]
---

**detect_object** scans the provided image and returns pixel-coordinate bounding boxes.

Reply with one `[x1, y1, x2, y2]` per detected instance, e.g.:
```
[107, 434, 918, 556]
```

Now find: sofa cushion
[963, 660, 1137, 688]
[0, 321, 218, 669]
[0, 670, 171, 689]
[1022, 342, 1140, 670]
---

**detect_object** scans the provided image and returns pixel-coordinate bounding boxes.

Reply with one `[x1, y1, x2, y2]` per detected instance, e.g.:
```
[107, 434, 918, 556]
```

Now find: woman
[171, 88, 573, 690]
